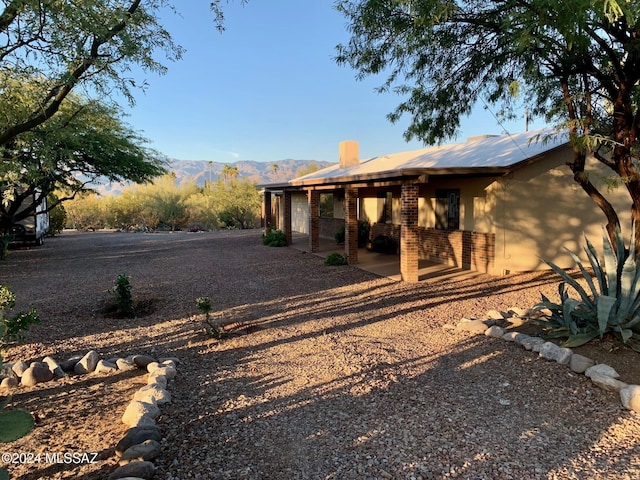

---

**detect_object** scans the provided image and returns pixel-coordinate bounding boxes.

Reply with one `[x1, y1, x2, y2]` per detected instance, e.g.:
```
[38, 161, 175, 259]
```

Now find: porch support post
[283, 190, 292, 245]
[401, 183, 419, 282]
[308, 189, 320, 252]
[345, 186, 358, 264]
[263, 191, 272, 232]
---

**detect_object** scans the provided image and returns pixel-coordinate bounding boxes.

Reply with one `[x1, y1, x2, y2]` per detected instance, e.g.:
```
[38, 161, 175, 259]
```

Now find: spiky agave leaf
[0, 409, 34, 443]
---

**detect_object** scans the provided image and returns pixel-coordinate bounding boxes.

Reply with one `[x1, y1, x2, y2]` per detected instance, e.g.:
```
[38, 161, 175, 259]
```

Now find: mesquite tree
[335, 0, 640, 254]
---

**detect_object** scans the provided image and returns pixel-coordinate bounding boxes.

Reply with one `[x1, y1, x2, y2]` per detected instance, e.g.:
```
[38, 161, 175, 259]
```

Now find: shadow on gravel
[3, 230, 640, 479]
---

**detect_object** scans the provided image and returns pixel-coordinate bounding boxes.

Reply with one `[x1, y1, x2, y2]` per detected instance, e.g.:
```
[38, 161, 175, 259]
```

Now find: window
[435, 189, 460, 230]
[377, 191, 393, 223]
[320, 193, 334, 218]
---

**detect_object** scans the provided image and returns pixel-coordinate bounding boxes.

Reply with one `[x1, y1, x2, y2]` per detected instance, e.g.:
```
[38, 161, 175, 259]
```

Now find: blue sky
[122, 1, 544, 164]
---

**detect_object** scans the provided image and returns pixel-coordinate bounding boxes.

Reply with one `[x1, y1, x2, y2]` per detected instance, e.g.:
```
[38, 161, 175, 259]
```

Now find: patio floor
[289, 233, 487, 282]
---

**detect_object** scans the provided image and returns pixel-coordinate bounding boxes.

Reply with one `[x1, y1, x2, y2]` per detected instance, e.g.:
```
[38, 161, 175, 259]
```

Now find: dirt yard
[1, 229, 639, 479]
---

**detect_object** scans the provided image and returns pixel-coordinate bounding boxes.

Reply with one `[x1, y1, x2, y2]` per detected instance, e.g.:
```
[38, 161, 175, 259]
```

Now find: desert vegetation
[63, 173, 262, 232]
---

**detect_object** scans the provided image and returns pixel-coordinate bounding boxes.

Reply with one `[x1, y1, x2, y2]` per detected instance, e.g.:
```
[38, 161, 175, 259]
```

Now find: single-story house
[261, 128, 631, 282]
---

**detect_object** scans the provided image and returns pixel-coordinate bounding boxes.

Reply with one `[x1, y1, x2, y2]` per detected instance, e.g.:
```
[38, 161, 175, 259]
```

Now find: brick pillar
[263, 191, 272, 232]
[345, 186, 358, 264]
[401, 183, 419, 282]
[308, 189, 320, 252]
[283, 190, 292, 246]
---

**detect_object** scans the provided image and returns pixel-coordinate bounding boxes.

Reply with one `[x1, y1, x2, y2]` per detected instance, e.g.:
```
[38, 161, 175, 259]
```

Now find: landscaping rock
[59, 356, 82, 373]
[570, 354, 595, 374]
[96, 359, 118, 374]
[11, 360, 29, 377]
[513, 333, 532, 346]
[590, 375, 628, 392]
[122, 400, 161, 427]
[132, 355, 156, 369]
[150, 366, 176, 381]
[146, 362, 160, 374]
[147, 372, 167, 388]
[518, 336, 546, 351]
[585, 364, 620, 380]
[74, 350, 100, 374]
[21, 364, 54, 386]
[508, 307, 530, 317]
[0, 377, 18, 389]
[484, 325, 505, 338]
[620, 385, 640, 413]
[538, 342, 572, 364]
[0, 362, 16, 379]
[456, 319, 490, 335]
[116, 358, 137, 371]
[501, 331, 523, 342]
[120, 439, 162, 462]
[116, 426, 162, 456]
[486, 309, 505, 320]
[108, 460, 155, 480]
[42, 356, 66, 378]
[133, 384, 171, 405]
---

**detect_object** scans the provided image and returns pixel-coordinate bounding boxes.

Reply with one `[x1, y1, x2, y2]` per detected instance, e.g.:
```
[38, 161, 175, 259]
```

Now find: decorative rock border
[447, 308, 640, 414]
[0, 351, 178, 480]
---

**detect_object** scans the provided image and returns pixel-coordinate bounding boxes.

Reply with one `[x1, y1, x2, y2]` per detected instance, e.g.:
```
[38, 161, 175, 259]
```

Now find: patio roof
[263, 128, 568, 189]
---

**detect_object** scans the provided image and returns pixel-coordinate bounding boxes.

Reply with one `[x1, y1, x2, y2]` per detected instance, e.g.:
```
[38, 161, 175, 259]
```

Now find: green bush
[370, 235, 397, 254]
[109, 273, 134, 317]
[324, 252, 348, 266]
[47, 194, 67, 236]
[533, 225, 640, 350]
[335, 226, 345, 244]
[262, 229, 286, 247]
[335, 221, 370, 246]
[196, 296, 225, 339]
[0, 285, 40, 346]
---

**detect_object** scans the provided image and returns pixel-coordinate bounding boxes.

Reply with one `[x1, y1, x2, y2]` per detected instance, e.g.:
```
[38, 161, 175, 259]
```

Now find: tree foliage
[336, 0, 640, 251]
[0, 0, 182, 230]
[64, 175, 262, 232]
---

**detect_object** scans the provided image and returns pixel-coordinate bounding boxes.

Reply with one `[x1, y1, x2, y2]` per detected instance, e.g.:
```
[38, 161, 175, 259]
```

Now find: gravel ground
[1, 229, 639, 480]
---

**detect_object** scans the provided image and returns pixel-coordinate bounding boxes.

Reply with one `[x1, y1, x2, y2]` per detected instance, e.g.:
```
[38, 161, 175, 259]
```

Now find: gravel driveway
[2, 230, 640, 480]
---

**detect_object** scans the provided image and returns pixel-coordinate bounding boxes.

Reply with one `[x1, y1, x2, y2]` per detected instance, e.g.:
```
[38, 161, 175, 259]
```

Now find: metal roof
[263, 128, 568, 189]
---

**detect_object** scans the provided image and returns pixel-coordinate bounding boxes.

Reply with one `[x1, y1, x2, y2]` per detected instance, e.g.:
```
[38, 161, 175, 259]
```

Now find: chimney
[339, 140, 359, 168]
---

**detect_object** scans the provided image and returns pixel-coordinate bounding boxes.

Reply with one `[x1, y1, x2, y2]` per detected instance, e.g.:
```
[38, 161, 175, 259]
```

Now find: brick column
[263, 191, 272, 232]
[401, 183, 419, 282]
[345, 186, 358, 264]
[308, 189, 320, 252]
[283, 190, 292, 246]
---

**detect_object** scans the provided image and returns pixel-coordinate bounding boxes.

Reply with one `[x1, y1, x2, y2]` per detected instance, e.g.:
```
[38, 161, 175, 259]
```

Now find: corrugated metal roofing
[286, 128, 567, 187]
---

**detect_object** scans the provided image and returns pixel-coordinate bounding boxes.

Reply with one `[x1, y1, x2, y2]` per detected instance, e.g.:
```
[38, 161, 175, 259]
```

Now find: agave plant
[533, 224, 640, 350]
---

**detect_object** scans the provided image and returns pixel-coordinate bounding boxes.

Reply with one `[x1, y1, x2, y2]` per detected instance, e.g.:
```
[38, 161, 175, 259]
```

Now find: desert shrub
[196, 296, 224, 339]
[533, 225, 640, 351]
[0, 285, 40, 347]
[358, 221, 371, 247]
[370, 235, 397, 254]
[109, 273, 134, 317]
[324, 252, 348, 266]
[262, 229, 286, 247]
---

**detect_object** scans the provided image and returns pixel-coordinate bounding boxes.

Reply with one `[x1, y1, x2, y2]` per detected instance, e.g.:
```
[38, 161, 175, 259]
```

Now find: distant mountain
[94, 158, 333, 196]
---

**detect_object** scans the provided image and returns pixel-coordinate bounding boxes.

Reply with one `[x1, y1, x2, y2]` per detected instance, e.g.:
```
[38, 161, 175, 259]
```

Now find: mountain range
[95, 158, 333, 195]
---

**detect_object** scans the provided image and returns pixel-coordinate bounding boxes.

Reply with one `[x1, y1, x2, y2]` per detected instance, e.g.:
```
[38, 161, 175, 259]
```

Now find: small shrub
[0, 285, 40, 346]
[358, 221, 370, 247]
[334, 226, 345, 244]
[262, 229, 286, 247]
[110, 273, 134, 317]
[196, 296, 225, 339]
[48, 194, 67, 236]
[0, 233, 10, 260]
[370, 235, 397, 254]
[324, 252, 348, 266]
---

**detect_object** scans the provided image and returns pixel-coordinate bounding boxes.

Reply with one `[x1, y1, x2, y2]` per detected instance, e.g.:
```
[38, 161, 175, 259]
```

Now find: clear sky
[121, 1, 544, 164]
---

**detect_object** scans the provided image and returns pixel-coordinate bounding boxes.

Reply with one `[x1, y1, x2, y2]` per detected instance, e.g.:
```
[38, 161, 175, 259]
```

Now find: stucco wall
[488, 149, 631, 273]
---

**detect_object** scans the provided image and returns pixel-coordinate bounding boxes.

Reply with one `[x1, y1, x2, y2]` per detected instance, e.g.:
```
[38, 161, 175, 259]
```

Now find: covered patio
[288, 233, 487, 282]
